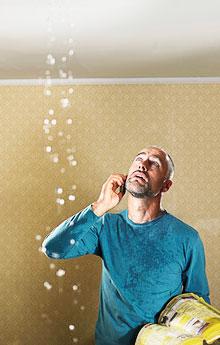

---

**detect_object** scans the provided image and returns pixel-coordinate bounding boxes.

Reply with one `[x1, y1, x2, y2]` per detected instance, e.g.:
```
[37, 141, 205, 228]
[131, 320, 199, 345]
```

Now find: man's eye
[151, 161, 159, 167]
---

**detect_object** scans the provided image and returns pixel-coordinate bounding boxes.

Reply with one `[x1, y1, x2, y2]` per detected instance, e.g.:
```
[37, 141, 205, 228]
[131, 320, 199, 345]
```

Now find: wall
[0, 84, 219, 345]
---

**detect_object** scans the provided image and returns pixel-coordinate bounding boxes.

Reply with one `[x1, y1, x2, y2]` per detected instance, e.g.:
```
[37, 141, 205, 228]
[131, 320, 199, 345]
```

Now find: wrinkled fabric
[42, 204, 210, 345]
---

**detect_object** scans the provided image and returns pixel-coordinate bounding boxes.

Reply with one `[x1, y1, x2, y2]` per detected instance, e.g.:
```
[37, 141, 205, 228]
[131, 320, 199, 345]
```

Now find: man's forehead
[136, 147, 167, 159]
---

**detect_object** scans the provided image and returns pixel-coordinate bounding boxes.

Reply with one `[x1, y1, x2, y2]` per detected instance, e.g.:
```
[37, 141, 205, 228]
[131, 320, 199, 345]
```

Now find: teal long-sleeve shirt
[42, 204, 210, 345]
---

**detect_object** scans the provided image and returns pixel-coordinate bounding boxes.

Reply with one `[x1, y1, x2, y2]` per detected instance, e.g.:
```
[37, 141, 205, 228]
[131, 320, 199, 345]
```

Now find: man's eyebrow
[135, 152, 146, 157]
[134, 152, 163, 165]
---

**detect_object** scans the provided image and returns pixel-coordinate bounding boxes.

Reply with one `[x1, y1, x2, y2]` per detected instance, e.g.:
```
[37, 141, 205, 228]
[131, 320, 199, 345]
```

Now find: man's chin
[126, 186, 150, 199]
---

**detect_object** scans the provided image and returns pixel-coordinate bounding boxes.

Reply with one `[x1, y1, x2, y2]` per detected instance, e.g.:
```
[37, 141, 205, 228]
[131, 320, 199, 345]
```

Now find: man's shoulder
[163, 212, 200, 239]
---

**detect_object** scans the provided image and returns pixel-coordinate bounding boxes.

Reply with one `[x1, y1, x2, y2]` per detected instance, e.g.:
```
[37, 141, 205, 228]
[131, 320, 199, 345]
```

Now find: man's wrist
[91, 201, 107, 217]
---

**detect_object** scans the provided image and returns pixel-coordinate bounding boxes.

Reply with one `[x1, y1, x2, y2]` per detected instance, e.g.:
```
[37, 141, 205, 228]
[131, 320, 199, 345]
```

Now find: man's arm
[41, 173, 127, 260]
[41, 204, 104, 259]
[182, 233, 211, 304]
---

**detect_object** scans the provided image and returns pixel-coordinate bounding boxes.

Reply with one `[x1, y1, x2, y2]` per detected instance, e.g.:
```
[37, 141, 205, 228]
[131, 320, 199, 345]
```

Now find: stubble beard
[125, 178, 159, 199]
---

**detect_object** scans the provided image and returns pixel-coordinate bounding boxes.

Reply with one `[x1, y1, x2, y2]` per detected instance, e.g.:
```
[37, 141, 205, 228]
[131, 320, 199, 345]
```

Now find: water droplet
[48, 109, 54, 115]
[45, 146, 52, 153]
[52, 156, 59, 163]
[69, 195, 76, 201]
[59, 69, 67, 78]
[67, 154, 74, 161]
[70, 239, 75, 245]
[60, 98, 70, 108]
[73, 338, 78, 343]
[58, 131, 63, 136]
[60, 168, 65, 174]
[51, 119, 57, 125]
[49, 263, 55, 269]
[44, 119, 50, 125]
[61, 56, 67, 62]
[72, 185, 77, 190]
[56, 198, 65, 205]
[44, 89, 52, 96]
[69, 324, 75, 331]
[35, 234, 42, 241]
[44, 281, 52, 290]
[56, 268, 65, 277]
[70, 160, 77, 166]
[72, 285, 78, 291]
[68, 88, 74, 94]
[55, 187, 63, 194]
[80, 305, 85, 311]
[66, 118, 73, 125]
[50, 153, 59, 163]
[46, 54, 55, 65]
[68, 49, 74, 56]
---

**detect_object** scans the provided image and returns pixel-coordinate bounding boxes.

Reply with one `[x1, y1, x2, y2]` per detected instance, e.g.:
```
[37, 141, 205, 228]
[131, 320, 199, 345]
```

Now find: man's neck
[127, 195, 165, 223]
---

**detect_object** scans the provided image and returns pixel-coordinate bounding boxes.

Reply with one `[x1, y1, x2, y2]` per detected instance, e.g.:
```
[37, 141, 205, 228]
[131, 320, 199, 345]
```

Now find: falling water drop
[60, 98, 70, 108]
[46, 54, 56, 65]
[66, 118, 73, 125]
[44, 281, 52, 290]
[68, 49, 74, 56]
[55, 187, 63, 194]
[48, 109, 54, 115]
[44, 89, 52, 96]
[45, 146, 52, 153]
[56, 269, 66, 277]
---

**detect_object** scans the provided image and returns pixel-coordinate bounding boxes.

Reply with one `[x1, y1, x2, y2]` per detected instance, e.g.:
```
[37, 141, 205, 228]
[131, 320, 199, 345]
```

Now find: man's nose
[138, 160, 149, 171]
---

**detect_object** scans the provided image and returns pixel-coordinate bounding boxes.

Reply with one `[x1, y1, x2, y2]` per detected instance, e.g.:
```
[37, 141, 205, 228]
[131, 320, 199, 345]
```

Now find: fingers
[108, 174, 127, 187]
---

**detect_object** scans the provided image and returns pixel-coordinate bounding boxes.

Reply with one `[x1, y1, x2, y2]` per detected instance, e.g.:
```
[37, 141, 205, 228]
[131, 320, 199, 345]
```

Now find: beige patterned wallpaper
[0, 84, 219, 345]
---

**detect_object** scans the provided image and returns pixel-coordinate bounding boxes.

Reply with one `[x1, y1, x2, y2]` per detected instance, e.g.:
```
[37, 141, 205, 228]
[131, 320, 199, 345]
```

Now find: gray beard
[125, 179, 159, 199]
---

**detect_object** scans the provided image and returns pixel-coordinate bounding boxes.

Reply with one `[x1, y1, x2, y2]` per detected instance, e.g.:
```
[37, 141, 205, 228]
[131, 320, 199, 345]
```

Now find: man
[42, 145, 210, 345]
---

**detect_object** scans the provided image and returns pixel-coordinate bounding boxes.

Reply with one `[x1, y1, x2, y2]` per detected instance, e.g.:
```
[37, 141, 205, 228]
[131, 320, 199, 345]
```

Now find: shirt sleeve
[41, 204, 104, 259]
[182, 232, 211, 304]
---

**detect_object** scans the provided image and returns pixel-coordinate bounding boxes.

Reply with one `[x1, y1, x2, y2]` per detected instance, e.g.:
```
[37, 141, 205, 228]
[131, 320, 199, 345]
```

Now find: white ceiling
[0, 0, 220, 80]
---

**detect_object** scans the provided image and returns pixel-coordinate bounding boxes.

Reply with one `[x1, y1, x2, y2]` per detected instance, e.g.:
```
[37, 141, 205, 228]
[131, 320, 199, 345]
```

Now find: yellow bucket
[135, 293, 220, 345]
[135, 323, 203, 345]
[158, 293, 220, 344]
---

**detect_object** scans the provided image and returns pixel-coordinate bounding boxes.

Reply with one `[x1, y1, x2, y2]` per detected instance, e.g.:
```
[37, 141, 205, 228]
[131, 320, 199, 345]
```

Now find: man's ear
[161, 179, 173, 193]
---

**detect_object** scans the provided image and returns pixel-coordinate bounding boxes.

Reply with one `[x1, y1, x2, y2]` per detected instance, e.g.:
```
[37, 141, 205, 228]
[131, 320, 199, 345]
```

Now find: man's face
[125, 147, 171, 199]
